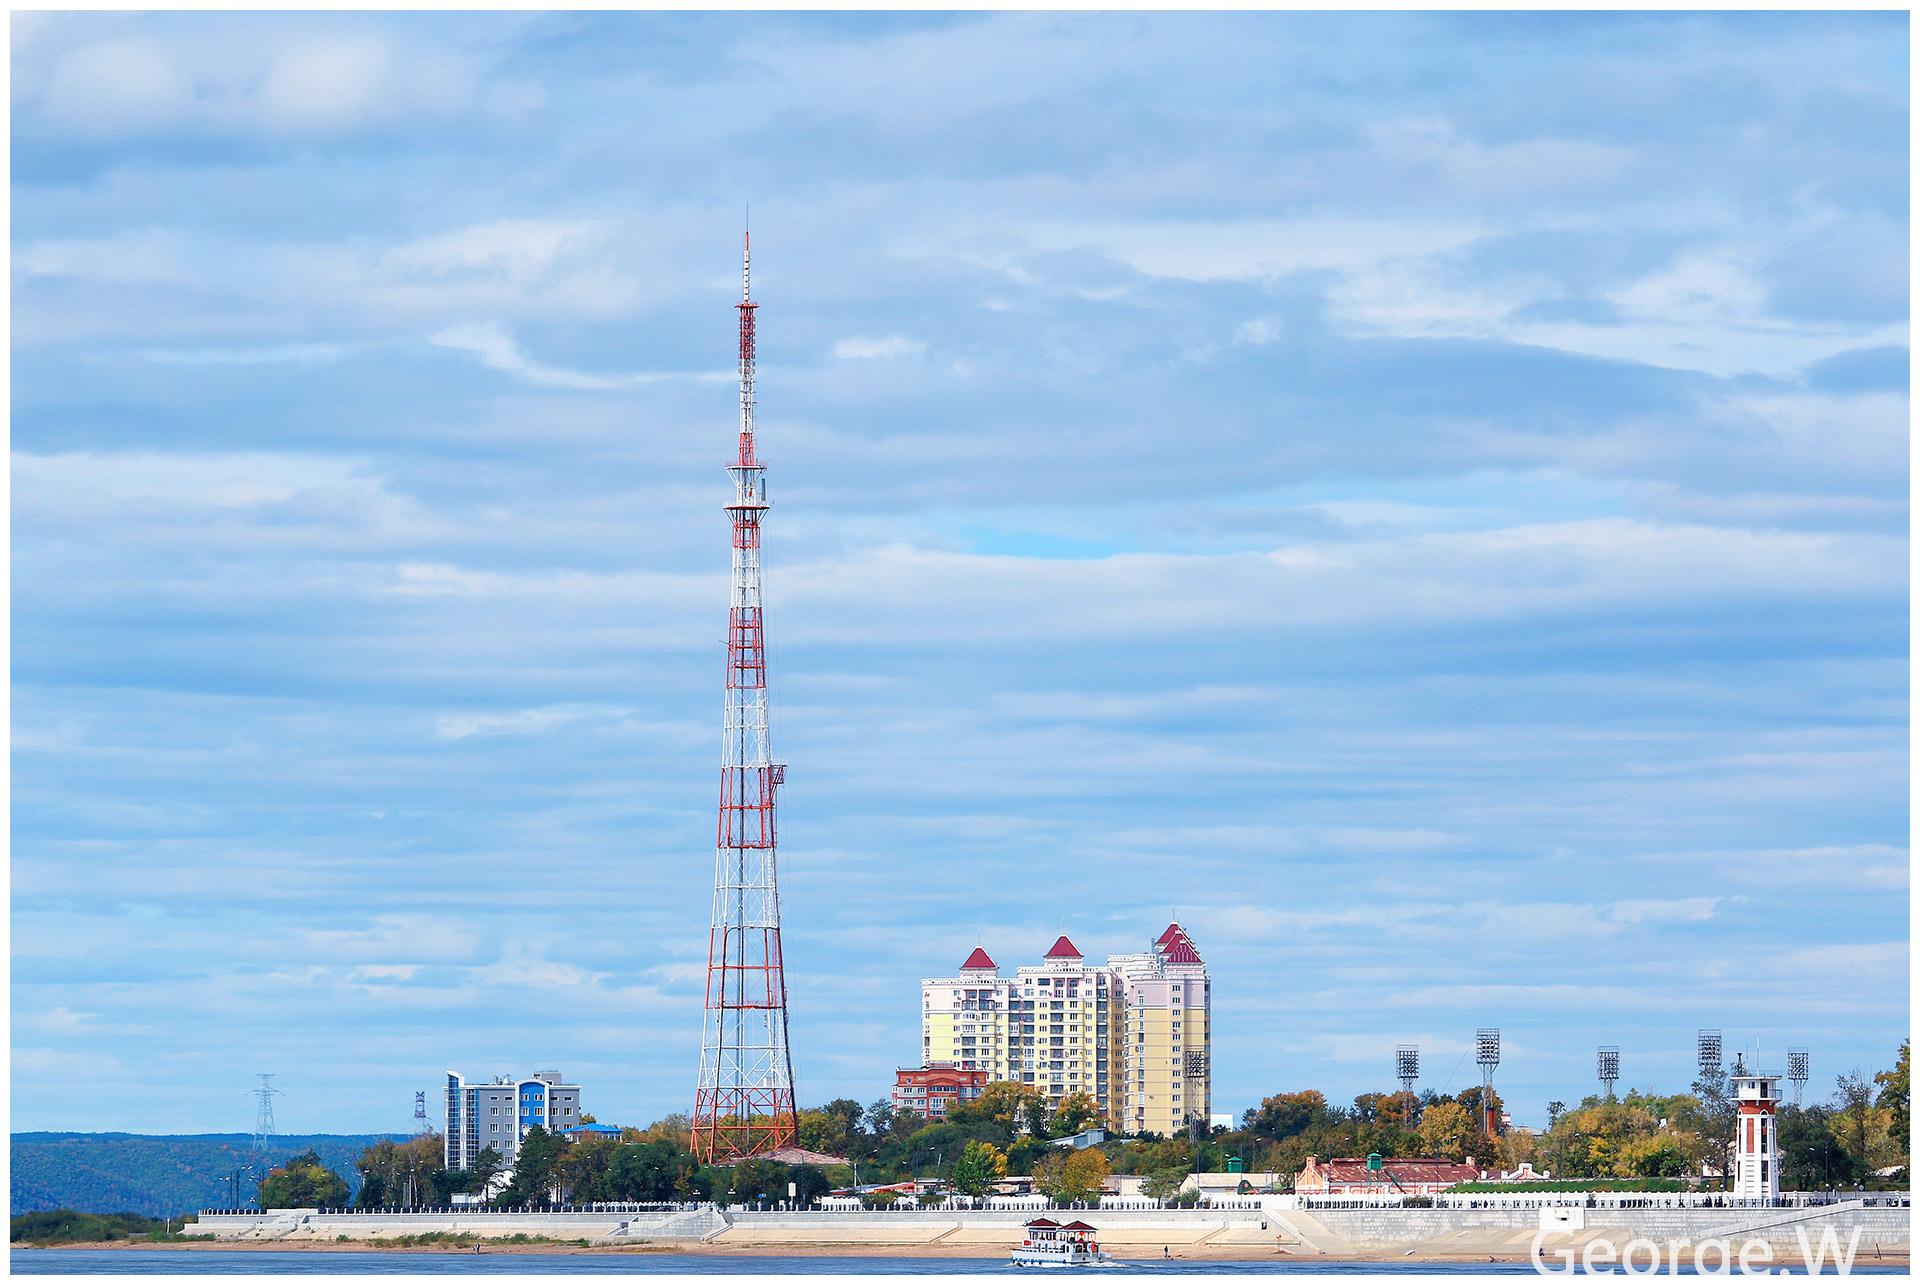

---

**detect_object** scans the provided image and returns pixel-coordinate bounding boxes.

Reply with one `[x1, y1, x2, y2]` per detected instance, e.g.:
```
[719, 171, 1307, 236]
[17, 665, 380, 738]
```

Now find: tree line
[253, 1041, 1908, 1209]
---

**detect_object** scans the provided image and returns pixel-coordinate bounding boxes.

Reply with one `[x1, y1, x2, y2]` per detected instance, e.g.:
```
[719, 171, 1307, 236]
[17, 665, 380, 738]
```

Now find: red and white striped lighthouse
[1730, 1060, 1782, 1202]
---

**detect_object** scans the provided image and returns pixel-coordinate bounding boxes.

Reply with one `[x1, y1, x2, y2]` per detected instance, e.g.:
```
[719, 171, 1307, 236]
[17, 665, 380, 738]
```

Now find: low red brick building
[892, 1063, 989, 1120]
[1295, 1154, 1489, 1195]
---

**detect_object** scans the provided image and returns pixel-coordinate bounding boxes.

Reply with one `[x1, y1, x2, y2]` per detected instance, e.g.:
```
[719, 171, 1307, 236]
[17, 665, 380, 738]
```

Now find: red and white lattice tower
[691, 232, 799, 1164]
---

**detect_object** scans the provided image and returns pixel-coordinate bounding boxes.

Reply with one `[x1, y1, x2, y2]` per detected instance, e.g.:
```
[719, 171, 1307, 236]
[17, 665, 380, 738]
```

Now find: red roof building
[892, 1063, 989, 1120]
[1295, 1154, 1489, 1195]
[959, 947, 997, 971]
[1044, 935, 1082, 959]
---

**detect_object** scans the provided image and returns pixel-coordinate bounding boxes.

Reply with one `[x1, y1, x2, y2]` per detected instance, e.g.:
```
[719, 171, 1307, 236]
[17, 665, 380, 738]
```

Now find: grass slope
[11, 1133, 390, 1218]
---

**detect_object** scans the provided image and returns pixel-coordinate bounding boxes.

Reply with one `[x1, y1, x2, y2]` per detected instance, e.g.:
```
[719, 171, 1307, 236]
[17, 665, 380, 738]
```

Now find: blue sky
[11, 11, 1908, 1136]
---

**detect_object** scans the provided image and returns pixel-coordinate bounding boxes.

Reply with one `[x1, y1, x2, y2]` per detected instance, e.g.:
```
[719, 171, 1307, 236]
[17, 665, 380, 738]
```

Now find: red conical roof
[1162, 934, 1203, 965]
[1044, 935, 1082, 959]
[1156, 922, 1183, 946]
[960, 947, 997, 970]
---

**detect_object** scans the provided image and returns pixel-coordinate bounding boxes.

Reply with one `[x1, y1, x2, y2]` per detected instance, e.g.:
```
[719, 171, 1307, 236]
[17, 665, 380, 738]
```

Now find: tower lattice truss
[692, 232, 798, 1164]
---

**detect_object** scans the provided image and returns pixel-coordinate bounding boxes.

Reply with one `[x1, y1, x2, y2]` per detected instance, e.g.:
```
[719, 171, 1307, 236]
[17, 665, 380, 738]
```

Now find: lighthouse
[1730, 1059, 1782, 1202]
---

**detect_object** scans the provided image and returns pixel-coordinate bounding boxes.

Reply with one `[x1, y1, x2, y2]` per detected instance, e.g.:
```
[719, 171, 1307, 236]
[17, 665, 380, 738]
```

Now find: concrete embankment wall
[720, 1208, 1268, 1249]
[178, 1202, 1909, 1258]
[182, 1208, 726, 1242]
[1285, 1203, 1911, 1257]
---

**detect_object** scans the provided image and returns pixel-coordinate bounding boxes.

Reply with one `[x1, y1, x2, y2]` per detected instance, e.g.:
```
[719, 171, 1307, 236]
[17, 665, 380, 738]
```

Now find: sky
[10, 11, 1909, 1137]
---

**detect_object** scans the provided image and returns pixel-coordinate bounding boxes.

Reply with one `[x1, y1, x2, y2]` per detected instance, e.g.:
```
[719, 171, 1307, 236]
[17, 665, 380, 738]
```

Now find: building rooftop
[960, 947, 997, 970]
[1043, 935, 1082, 959]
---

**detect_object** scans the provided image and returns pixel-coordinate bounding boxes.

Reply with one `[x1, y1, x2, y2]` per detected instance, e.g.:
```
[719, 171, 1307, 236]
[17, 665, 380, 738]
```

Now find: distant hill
[11, 1133, 392, 1218]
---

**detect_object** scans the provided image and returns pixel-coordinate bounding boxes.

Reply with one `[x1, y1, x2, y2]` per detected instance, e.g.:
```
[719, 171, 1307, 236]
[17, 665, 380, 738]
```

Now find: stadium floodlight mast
[1597, 1046, 1620, 1099]
[1475, 1028, 1501, 1134]
[1396, 1044, 1420, 1095]
[1788, 1049, 1810, 1106]
[1698, 1029, 1723, 1082]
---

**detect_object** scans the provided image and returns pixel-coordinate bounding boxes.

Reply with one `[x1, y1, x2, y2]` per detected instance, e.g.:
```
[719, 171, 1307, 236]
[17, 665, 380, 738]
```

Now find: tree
[355, 1134, 447, 1209]
[1546, 1101, 1567, 1129]
[1690, 1067, 1736, 1183]
[467, 1145, 505, 1196]
[1050, 1091, 1102, 1137]
[949, 1140, 1009, 1196]
[257, 1150, 350, 1209]
[494, 1126, 564, 1207]
[1834, 1070, 1875, 1172]
[959, 1081, 1049, 1137]
[1035, 1147, 1110, 1204]
[1875, 1042, 1910, 1149]
[1415, 1101, 1475, 1161]
[607, 1139, 697, 1201]
[1777, 1106, 1858, 1190]
[1243, 1091, 1328, 1141]
[557, 1136, 618, 1203]
[1139, 1165, 1189, 1202]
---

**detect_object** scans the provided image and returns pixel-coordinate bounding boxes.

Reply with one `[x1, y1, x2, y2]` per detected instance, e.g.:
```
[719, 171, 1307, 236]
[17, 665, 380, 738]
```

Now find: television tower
[251, 1074, 283, 1165]
[691, 230, 799, 1164]
[1475, 1028, 1501, 1135]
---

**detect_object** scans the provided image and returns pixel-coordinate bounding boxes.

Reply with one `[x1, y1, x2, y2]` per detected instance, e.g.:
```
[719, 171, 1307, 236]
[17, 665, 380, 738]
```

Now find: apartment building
[891, 1062, 990, 1119]
[917, 924, 1209, 1136]
[444, 1069, 584, 1171]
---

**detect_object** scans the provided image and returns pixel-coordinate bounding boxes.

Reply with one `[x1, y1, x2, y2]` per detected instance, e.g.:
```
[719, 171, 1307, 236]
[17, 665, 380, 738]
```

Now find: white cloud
[831, 334, 927, 360]
[468, 950, 608, 989]
[430, 321, 724, 390]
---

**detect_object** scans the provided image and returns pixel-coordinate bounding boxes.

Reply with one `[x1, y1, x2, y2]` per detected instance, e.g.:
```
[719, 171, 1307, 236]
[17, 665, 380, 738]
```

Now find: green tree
[466, 1145, 505, 1196]
[607, 1139, 696, 1201]
[257, 1150, 350, 1209]
[949, 1140, 1009, 1196]
[557, 1136, 618, 1203]
[1834, 1070, 1875, 1171]
[1776, 1106, 1857, 1190]
[493, 1126, 564, 1207]
[1690, 1068, 1735, 1183]
[1139, 1165, 1189, 1202]
[1243, 1090, 1329, 1141]
[1874, 1041, 1910, 1151]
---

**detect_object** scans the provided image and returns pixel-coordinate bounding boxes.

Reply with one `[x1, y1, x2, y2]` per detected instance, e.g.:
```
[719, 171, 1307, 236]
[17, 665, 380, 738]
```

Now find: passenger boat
[1011, 1217, 1114, 1267]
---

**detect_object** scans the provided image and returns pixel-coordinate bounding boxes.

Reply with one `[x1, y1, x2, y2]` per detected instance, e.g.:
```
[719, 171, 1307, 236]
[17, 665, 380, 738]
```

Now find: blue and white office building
[445, 1069, 585, 1171]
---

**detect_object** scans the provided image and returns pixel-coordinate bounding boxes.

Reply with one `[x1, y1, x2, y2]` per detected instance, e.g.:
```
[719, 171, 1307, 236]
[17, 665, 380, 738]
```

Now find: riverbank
[18, 1238, 1909, 1268]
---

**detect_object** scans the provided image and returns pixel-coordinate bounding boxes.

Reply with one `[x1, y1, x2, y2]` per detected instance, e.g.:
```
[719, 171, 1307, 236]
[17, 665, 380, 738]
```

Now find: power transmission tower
[413, 1090, 431, 1135]
[252, 1074, 284, 1166]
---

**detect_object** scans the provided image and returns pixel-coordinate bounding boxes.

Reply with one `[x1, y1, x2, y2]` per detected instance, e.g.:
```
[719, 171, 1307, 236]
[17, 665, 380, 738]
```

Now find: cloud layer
[11, 11, 1908, 1134]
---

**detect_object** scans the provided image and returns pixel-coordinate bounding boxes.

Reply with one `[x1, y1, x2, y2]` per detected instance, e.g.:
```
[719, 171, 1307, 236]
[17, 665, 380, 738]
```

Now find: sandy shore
[19, 1239, 1910, 1268]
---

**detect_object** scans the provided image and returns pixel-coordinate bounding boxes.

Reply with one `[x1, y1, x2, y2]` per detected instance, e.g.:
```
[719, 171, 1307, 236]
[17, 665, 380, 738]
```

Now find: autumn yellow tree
[1036, 1147, 1111, 1204]
[1415, 1101, 1474, 1160]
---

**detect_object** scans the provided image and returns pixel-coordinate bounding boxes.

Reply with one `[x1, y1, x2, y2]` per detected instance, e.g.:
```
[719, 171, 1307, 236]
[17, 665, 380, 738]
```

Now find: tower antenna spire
[692, 227, 798, 1165]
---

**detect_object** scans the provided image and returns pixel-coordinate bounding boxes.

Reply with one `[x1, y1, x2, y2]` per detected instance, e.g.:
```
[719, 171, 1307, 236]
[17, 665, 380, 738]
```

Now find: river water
[10, 1249, 1907, 1275]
